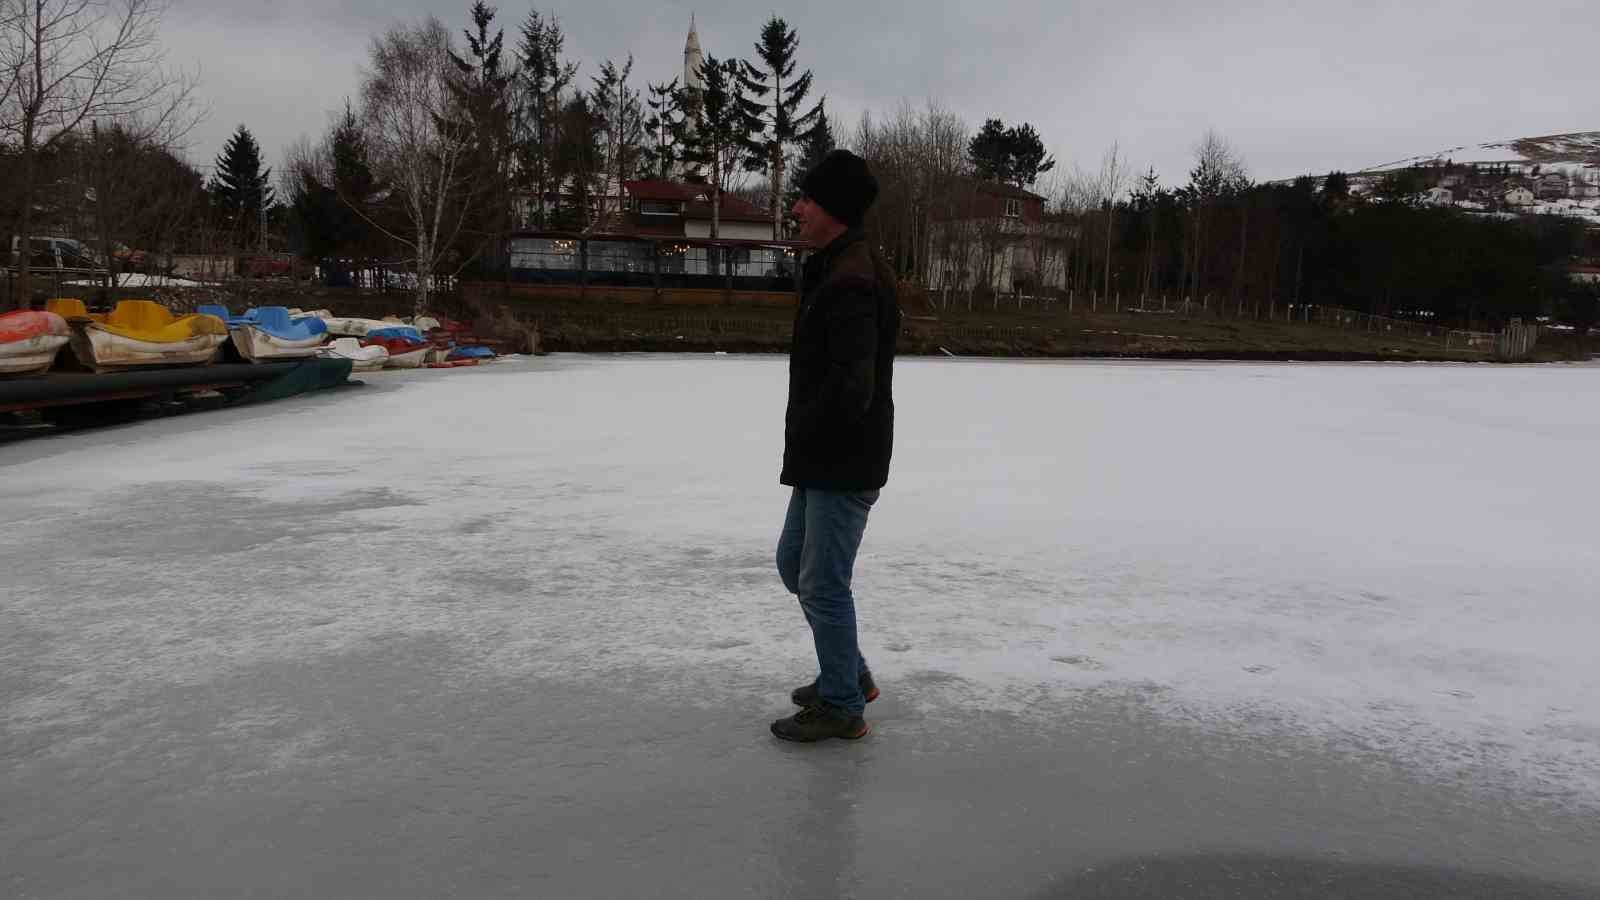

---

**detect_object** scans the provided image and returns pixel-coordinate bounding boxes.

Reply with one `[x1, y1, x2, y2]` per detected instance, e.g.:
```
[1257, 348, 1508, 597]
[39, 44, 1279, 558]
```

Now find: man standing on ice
[770, 149, 901, 742]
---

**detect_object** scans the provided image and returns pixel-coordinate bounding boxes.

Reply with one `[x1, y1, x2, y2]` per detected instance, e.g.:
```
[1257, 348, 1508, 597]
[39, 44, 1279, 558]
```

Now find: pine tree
[515, 10, 578, 228]
[968, 119, 1011, 183]
[741, 16, 824, 238]
[642, 78, 688, 180]
[1322, 171, 1350, 202]
[449, 0, 516, 269]
[211, 124, 275, 250]
[784, 98, 833, 212]
[590, 56, 644, 226]
[679, 54, 760, 238]
[968, 119, 1055, 188]
[1006, 123, 1055, 188]
[552, 94, 603, 231]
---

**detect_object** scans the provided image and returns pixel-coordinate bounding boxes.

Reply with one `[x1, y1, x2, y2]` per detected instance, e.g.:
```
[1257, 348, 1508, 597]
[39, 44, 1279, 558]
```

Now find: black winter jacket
[780, 229, 900, 490]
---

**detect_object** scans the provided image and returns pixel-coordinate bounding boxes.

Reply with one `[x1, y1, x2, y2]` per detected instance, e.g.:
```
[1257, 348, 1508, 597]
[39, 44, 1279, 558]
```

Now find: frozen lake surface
[3, 355, 1598, 898]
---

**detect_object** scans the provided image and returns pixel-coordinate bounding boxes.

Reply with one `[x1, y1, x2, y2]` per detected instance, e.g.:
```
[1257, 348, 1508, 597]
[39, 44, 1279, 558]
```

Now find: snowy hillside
[1360, 131, 1600, 175]
[1346, 131, 1600, 225]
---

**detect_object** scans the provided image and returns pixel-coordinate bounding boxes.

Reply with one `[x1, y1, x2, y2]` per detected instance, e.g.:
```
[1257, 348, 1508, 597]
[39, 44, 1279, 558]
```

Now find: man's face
[791, 195, 842, 248]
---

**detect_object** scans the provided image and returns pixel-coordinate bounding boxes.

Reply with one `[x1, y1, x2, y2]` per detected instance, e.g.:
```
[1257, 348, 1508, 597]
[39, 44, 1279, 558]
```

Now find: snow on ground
[8, 356, 1598, 797]
[3, 355, 1598, 894]
[63, 273, 207, 288]
[1361, 131, 1600, 173]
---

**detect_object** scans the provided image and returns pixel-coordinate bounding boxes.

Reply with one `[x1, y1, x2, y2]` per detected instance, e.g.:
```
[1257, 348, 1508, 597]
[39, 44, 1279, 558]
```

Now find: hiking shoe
[770, 703, 871, 742]
[791, 670, 879, 707]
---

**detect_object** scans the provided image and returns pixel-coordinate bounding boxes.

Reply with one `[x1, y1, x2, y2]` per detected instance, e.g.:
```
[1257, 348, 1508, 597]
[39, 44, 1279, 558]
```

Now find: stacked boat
[2, 300, 506, 378]
[0, 310, 72, 375]
[316, 315, 397, 338]
[200, 305, 329, 363]
[317, 337, 389, 371]
[56, 299, 228, 371]
[361, 325, 430, 368]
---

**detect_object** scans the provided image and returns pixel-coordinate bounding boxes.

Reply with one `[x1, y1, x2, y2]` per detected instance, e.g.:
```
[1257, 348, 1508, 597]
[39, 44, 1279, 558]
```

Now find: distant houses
[614, 180, 773, 241]
[925, 178, 1066, 296]
[1536, 173, 1570, 200]
[1503, 186, 1535, 207]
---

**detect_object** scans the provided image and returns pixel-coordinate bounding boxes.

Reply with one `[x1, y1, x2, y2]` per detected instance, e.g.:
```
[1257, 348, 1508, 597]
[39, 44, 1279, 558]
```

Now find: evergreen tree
[1322, 170, 1351, 202]
[967, 118, 1055, 187]
[784, 98, 834, 211]
[642, 78, 688, 180]
[449, 0, 517, 269]
[680, 54, 761, 238]
[289, 103, 384, 278]
[552, 94, 603, 230]
[590, 56, 644, 225]
[1006, 123, 1054, 188]
[741, 16, 824, 238]
[968, 118, 1010, 183]
[515, 10, 578, 228]
[1376, 167, 1427, 204]
[211, 124, 275, 250]
[330, 103, 380, 214]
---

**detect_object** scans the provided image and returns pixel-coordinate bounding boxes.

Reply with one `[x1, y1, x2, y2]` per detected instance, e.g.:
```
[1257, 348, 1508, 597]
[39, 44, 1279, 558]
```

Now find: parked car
[239, 254, 294, 278]
[8, 235, 106, 275]
[110, 242, 147, 268]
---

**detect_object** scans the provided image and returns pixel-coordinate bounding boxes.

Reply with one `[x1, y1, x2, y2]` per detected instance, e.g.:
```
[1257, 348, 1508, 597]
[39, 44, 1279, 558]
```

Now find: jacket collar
[804, 227, 865, 285]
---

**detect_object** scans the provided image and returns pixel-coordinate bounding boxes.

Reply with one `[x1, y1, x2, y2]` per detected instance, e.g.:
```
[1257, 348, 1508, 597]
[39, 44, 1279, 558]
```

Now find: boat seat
[101, 300, 227, 340]
[252, 306, 326, 339]
[45, 298, 94, 320]
[366, 325, 424, 342]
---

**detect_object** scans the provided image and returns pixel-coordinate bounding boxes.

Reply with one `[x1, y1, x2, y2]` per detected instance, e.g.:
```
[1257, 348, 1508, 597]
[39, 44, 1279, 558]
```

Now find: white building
[1503, 187, 1535, 207]
[675, 18, 705, 182]
[925, 179, 1068, 296]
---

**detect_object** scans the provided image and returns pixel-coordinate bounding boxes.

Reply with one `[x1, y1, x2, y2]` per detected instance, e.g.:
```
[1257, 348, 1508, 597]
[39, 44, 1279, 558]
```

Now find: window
[1003, 198, 1022, 219]
[510, 238, 580, 271]
[640, 200, 679, 217]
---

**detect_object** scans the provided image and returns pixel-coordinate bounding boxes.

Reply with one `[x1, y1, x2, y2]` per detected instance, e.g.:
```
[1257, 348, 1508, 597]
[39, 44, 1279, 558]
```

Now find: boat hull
[231, 327, 325, 362]
[383, 345, 430, 368]
[317, 338, 388, 372]
[0, 334, 70, 375]
[69, 327, 225, 370]
[320, 317, 393, 337]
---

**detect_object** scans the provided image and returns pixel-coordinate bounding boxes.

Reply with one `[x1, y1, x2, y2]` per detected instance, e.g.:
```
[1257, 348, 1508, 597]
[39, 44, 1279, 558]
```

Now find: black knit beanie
[799, 149, 879, 228]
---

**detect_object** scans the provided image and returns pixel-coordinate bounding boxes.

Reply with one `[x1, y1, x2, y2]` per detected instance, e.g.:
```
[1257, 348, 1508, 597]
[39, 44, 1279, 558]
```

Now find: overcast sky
[165, 0, 1597, 191]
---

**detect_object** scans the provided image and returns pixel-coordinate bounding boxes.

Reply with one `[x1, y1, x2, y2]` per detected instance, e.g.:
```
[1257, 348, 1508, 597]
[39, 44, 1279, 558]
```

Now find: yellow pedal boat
[66, 300, 228, 370]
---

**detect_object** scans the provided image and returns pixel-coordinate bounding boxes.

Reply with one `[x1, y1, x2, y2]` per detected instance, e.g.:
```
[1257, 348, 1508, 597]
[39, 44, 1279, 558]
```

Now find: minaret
[684, 14, 704, 93]
[677, 15, 705, 182]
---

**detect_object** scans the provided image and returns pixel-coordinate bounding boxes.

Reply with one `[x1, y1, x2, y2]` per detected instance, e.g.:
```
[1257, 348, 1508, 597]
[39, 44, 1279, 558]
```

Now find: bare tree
[1094, 142, 1128, 305]
[0, 0, 195, 306]
[854, 101, 973, 293]
[1020, 169, 1067, 301]
[513, 10, 577, 229]
[1056, 165, 1096, 298]
[358, 17, 473, 315]
[84, 108, 200, 289]
[589, 55, 642, 229]
[1182, 129, 1248, 304]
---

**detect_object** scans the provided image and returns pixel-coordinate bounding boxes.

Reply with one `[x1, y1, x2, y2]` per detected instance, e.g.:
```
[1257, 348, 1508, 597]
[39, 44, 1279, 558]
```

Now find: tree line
[851, 108, 1597, 330]
[278, 3, 836, 313]
[3, 0, 1593, 327]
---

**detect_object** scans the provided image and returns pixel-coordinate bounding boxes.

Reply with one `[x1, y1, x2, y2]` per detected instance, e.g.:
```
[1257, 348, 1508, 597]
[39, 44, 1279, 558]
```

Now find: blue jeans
[776, 487, 879, 715]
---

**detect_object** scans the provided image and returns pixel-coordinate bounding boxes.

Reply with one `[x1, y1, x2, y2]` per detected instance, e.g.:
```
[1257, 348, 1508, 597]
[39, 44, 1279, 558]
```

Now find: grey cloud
[165, 0, 1598, 188]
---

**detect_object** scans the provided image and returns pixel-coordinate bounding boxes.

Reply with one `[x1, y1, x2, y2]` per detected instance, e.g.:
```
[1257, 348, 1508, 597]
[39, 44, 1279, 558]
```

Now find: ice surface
[3, 355, 1598, 897]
